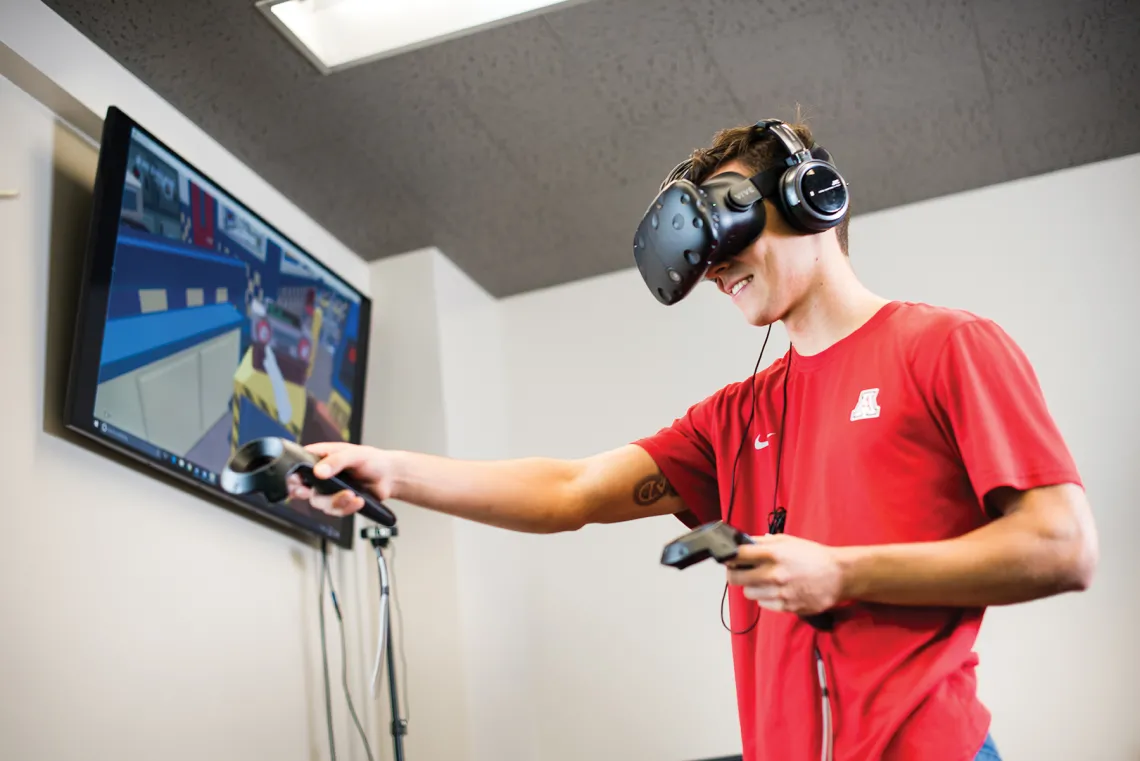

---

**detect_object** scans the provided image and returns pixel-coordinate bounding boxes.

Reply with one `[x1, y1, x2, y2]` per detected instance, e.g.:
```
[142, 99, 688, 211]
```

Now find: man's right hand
[287, 442, 392, 517]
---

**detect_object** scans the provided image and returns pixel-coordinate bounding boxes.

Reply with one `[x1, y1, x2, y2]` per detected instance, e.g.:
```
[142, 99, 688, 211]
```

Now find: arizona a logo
[850, 388, 881, 421]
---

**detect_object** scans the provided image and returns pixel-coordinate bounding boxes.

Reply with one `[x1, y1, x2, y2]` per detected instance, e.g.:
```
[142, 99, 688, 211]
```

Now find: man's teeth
[730, 277, 752, 296]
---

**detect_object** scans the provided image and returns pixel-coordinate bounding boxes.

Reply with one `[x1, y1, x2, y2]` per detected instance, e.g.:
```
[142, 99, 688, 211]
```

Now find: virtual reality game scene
[92, 129, 364, 507]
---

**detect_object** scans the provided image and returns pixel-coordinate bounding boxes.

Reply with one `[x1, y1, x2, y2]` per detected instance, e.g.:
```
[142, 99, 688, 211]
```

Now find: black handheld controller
[661, 520, 753, 568]
[661, 520, 834, 631]
[221, 437, 397, 527]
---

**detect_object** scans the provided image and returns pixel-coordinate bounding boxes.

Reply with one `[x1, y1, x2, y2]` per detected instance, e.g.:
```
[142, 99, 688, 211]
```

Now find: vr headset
[633, 118, 849, 306]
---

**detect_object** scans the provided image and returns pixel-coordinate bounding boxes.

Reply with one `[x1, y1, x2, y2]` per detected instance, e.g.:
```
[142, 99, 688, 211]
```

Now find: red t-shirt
[635, 301, 1082, 761]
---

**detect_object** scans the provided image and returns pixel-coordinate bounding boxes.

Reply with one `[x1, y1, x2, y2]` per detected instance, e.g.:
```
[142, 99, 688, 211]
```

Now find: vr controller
[221, 437, 397, 527]
[662, 520, 834, 631]
[661, 520, 753, 568]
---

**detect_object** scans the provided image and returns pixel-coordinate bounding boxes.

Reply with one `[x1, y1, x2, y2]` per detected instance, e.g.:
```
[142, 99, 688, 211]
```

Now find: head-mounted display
[633, 119, 849, 305]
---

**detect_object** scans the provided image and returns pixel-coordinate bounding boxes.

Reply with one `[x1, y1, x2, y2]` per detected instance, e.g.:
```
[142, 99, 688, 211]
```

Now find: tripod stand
[362, 525, 407, 761]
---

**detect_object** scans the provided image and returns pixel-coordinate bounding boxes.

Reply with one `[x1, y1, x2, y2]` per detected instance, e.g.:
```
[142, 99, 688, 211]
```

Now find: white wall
[362, 249, 477, 761]
[501, 273, 751, 761]
[362, 249, 541, 761]
[433, 254, 543, 761]
[0, 72, 382, 761]
[0, 2, 384, 758]
[496, 153, 1140, 761]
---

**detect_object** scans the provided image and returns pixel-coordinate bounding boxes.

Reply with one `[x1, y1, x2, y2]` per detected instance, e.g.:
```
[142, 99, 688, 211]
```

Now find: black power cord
[320, 538, 377, 761]
[320, 538, 337, 761]
[720, 327, 793, 635]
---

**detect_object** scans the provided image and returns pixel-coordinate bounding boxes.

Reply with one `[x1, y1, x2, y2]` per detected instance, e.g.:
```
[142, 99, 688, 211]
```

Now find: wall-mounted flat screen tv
[65, 106, 371, 549]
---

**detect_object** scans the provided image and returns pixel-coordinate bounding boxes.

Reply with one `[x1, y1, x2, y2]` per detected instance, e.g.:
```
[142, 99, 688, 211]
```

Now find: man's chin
[737, 301, 774, 328]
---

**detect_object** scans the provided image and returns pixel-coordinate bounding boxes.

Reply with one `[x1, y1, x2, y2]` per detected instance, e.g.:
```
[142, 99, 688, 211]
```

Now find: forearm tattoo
[634, 470, 679, 505]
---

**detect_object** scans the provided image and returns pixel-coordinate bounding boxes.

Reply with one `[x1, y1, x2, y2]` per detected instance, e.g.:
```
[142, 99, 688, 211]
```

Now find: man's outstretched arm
[288, 442, 688, 533]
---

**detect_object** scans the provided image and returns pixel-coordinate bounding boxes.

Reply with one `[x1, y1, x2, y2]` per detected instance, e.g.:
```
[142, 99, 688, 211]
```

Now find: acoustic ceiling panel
[41, 0, 1140, 297]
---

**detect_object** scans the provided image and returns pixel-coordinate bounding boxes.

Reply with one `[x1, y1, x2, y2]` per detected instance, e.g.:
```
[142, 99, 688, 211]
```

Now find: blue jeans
[974, 733, 1001, 760]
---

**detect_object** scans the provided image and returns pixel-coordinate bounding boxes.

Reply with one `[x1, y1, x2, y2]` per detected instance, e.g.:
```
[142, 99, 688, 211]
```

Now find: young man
[289, 120, 1098, 761]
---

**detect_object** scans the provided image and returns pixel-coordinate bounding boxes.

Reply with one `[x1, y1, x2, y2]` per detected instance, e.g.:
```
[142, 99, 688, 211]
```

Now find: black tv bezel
[63, 105, 372, 550]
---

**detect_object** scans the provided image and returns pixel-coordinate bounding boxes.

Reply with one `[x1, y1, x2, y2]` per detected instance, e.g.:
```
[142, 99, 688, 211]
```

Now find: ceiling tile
[37, 0, 1140, 296]
[329, 67, 535, 205]
[585, 105, 751, 207]
[838, 52, 990, 126]
[825, 0, 991, 149]
[259, 138, 434, 260]
[433, 18, 630, 193]
[836, 0, 979, 70]
[828, 94, 1008, 214]
[992, 69, 1119, 179]
[686, 0, 839, 40]
[973, 0, 1112, 95]
[696, 10, 849, 123]
[410, 14, 573, 103]
[1106, 3, 1140, 149]
[544, 0, 740, 127]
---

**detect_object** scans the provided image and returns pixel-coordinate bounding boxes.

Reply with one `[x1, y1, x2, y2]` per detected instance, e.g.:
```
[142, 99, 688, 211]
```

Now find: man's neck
[782, 266, 891, 357]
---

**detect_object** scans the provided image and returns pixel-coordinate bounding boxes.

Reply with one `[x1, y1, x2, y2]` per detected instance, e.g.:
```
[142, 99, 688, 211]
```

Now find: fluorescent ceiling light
[257, 0, 585, 74]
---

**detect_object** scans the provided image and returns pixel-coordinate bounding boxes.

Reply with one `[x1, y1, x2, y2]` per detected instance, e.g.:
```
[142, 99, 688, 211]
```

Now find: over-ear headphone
[752, 118, 849, 234]
[633, 118, 849, 305]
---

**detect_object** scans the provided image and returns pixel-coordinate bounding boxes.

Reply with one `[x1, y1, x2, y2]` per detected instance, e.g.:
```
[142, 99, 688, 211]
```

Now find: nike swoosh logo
[755, 433, 775, 450]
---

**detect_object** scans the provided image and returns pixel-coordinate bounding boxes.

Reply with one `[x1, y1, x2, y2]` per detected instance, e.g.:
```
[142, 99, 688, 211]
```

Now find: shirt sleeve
[931, 318, 1083, 513]
[632, 394, 723, 529]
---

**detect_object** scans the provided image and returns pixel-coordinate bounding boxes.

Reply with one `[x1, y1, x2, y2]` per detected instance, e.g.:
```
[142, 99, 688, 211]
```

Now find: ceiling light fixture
[256, 0, 586, 74]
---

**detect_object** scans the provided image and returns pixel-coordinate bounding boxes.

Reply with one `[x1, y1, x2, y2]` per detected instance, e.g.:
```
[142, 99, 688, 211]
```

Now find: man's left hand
[726, 534, 845, 616]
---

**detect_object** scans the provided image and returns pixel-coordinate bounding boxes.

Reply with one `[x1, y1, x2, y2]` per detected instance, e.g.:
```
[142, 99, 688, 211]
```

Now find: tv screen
[65, 106, 372, 548]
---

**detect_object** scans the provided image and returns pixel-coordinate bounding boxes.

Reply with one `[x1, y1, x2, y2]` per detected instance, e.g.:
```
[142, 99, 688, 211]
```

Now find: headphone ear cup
[778, 161, 849, 233]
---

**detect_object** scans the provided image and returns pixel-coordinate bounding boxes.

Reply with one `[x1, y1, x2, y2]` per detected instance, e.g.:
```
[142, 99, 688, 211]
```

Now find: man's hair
[679, 120, 850, 256]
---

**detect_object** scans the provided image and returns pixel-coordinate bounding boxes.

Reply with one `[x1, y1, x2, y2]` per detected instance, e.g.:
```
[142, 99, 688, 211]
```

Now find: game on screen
[90, 128, 363, 516]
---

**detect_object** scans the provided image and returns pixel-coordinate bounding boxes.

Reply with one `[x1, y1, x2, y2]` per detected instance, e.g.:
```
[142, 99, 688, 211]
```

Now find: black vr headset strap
[659, 157, 694, 190]
[743, 145, 833, 202]
[661, 117, 837, 208]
